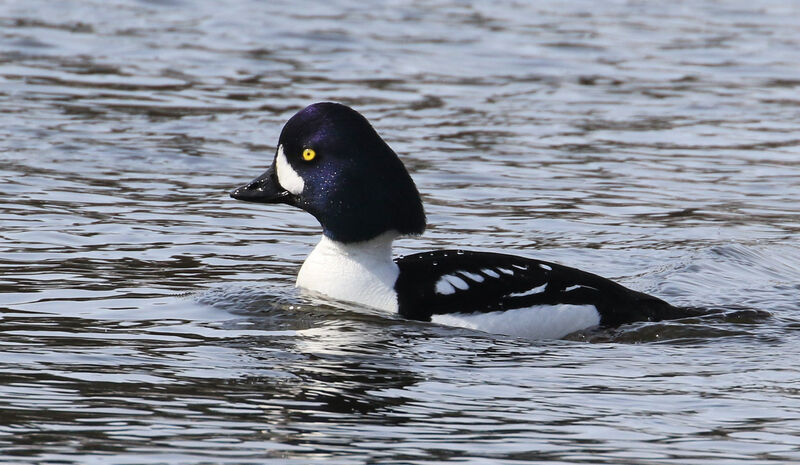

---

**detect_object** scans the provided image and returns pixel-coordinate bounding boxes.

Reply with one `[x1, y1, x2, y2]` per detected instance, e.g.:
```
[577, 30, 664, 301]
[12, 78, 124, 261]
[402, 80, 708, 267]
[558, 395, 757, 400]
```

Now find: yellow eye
[302, 148, 316, 161]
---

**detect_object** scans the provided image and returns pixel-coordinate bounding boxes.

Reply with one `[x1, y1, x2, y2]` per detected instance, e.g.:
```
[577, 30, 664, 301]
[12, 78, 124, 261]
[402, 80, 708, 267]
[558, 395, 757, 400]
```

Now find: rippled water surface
[3, 0, 800, 463]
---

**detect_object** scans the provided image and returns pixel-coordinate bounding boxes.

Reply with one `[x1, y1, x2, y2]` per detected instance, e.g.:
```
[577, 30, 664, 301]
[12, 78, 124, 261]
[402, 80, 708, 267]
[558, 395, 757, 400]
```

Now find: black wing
[394, 249, 684, 326]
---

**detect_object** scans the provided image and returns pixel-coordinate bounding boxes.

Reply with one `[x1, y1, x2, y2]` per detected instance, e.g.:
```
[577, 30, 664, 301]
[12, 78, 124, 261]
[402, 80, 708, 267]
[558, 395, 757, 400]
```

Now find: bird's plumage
[231, 102, 690, 339]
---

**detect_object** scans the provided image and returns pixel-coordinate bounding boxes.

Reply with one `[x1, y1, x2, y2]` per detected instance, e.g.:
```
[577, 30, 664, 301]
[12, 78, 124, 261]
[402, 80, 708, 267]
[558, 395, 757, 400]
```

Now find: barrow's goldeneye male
[231, 102, 692, 339]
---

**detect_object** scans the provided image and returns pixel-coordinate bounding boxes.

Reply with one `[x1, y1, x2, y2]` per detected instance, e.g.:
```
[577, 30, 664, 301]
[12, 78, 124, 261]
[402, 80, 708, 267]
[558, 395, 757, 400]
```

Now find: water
[2, 0, 800, 462]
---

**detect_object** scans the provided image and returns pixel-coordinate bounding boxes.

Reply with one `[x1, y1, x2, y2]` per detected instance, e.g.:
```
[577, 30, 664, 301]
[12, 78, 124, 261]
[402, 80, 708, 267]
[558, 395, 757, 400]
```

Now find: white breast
[296, 232, 400, 312]
[432, 304, 600, 339]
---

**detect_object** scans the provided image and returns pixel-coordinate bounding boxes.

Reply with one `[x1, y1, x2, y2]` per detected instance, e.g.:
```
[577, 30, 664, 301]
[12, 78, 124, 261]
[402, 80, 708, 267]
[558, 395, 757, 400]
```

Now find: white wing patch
[431, 304, 600, 340]
[507, 283, 547, 298]
[564, 284, 598, 292]
[448, 275, 470, 290]
[539, 263, 552, 271]
[459, 271, 485, 283]
[435, 278, 455, 295]
[432, 263, 561, 297]
[481, 268, 500, 278]
[275, 144, 305, 195]
[435, 274, 470, 295]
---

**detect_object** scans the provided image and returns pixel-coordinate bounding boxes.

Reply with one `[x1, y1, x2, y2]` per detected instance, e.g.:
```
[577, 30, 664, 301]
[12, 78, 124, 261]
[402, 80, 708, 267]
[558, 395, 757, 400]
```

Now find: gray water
[2, 0, 800, 463]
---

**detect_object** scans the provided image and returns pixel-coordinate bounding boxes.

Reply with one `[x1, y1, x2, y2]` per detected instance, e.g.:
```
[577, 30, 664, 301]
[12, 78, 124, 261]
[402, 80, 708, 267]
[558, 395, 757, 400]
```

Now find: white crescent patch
[275, 144, 305, 195]
[435, 274, 471, 295]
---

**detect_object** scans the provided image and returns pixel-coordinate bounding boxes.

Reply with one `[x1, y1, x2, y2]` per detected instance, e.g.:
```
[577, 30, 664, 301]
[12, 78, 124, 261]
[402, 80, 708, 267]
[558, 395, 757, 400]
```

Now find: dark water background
[2, 0, 800, 463]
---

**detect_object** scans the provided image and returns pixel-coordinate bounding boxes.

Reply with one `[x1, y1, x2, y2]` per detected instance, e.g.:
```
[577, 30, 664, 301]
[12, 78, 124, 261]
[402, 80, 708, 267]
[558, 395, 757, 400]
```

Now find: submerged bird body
[231, 102, 684, 339]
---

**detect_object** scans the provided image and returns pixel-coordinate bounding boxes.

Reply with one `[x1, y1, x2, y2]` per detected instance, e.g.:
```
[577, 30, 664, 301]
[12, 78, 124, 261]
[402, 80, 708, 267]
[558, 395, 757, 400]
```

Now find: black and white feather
[231, 102, 695, 340]
[395, 250, 683, 328]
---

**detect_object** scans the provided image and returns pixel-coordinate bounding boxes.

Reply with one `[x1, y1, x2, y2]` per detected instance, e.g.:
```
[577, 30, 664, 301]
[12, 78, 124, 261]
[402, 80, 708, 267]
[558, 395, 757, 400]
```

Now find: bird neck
[296, 231, 400, 312]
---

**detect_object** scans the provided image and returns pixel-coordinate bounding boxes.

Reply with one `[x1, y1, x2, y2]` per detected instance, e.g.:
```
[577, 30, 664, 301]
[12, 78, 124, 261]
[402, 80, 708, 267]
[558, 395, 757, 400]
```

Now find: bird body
[231, 102, 683, 339]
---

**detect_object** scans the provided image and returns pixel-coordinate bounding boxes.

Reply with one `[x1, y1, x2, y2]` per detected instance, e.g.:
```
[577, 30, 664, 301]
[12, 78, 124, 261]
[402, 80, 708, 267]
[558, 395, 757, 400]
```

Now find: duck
[230, 102, 692, 339]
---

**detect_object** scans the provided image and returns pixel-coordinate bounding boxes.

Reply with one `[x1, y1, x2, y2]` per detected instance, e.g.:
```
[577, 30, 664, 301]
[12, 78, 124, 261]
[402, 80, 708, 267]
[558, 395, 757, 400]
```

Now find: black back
[395, 250, 684, 326]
